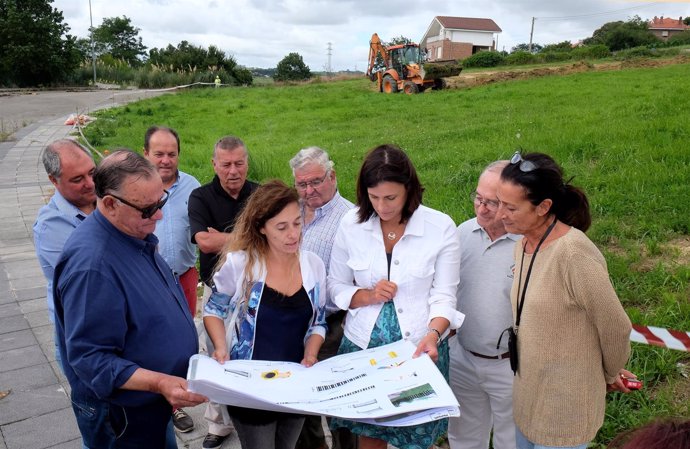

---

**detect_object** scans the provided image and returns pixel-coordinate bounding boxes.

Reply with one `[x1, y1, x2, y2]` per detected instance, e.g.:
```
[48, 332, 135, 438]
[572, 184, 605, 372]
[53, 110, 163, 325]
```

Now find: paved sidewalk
[0, 114, 241, 448]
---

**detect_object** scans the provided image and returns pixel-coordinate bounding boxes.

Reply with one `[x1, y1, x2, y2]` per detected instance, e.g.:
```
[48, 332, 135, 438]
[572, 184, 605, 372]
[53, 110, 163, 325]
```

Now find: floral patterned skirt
[330, 302, 450, 449]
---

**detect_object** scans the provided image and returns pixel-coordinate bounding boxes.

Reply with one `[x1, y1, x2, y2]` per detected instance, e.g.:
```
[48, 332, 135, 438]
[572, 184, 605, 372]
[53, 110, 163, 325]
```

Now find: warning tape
[630, 324, 690, 352]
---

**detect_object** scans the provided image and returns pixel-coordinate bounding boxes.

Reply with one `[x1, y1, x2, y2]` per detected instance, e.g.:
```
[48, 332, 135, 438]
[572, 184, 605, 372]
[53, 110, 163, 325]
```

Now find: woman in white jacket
[328, 144, 463, 449]
[204, 180, 327, 449]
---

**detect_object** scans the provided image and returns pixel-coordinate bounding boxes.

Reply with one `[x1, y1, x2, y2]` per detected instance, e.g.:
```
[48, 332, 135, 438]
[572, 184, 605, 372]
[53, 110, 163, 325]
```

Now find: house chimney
[680, 16, 683, 25]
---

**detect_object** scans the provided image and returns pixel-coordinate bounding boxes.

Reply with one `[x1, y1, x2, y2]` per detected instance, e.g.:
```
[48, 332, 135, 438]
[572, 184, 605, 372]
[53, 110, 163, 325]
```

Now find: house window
[662, 31, 669, 37]
[436, 47, 442, 59]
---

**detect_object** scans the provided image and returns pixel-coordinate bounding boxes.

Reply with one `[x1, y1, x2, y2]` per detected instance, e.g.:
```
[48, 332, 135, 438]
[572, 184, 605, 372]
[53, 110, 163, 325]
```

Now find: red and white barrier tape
[630, 324, 690, 352]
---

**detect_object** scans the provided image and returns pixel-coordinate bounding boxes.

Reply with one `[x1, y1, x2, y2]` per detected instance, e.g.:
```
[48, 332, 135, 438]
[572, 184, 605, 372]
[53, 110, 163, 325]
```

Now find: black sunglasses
[510, 151, 537, 172]
[108, 190, 169, 219]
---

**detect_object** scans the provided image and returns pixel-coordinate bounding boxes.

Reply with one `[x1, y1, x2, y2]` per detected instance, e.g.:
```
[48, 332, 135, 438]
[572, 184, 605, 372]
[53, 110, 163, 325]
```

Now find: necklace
[387, 231, 397, 240]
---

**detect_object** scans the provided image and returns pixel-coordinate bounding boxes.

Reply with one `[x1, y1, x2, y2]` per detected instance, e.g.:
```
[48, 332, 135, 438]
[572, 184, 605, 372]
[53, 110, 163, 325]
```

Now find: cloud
[52, 0, 690, 70]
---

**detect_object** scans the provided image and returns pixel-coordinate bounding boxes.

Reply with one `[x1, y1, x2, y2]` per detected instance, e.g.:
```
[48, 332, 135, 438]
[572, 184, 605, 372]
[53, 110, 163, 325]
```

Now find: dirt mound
[444, 56, 690, 90]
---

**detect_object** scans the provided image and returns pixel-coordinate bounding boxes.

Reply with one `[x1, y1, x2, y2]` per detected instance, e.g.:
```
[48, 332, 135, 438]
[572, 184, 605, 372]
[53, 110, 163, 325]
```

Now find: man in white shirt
[448, 160, 520, 449]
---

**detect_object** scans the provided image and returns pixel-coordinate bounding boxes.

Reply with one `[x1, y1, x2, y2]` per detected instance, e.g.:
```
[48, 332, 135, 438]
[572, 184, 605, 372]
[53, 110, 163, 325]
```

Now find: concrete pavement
[0, 100, 242, 448]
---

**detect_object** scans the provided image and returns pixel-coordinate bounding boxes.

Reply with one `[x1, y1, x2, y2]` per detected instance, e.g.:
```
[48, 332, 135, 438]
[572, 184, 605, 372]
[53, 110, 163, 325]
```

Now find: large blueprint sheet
[187, 339, 460, 426]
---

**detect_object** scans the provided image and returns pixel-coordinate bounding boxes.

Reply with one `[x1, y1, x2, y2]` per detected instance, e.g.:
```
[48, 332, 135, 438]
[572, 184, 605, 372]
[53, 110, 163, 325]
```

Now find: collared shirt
[188, 176, 259, 284]
[33, 190, 90, 319]
[300, 191, 354, 274]
[154, 171, 200, 274]
[455, 217, 521, 355]
[54, 209, 198, 407]
[328, 205, 464, 349]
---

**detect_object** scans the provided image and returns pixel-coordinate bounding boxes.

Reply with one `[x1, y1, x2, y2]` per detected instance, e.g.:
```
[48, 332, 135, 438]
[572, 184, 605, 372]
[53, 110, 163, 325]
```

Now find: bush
[667, 30, 690, 46]
[462, 51, 505, 68]
[571, 44, 611, 60]
[505, 51, 539, 65]
[541, 51, 573, 62]
[614, 46, 656, 60]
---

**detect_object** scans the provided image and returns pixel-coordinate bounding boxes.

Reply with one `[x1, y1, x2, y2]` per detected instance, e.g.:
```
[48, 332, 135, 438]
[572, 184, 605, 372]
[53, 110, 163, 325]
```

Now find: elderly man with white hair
[290, 147, 357, 449]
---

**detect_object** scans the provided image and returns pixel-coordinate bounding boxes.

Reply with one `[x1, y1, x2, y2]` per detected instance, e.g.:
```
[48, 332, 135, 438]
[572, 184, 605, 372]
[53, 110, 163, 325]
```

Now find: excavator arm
[366, 33, 389, 77]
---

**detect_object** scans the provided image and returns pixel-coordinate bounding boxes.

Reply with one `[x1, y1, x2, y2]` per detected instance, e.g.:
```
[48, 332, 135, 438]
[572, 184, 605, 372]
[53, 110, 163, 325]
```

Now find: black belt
[469, 350, 510, 360]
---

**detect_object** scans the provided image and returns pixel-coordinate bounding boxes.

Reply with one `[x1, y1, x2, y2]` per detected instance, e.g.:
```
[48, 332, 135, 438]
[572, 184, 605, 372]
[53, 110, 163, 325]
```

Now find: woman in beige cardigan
[496, 151, 635, 449]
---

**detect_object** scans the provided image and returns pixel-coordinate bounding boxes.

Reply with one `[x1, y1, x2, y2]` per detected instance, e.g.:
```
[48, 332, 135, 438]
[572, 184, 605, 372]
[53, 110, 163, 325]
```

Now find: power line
[537, 2, 662, 21]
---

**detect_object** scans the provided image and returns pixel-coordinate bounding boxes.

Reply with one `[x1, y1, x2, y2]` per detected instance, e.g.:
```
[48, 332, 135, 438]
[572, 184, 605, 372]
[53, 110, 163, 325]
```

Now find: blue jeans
[516, 427, 589, 449]
[70, 388, 173, 449]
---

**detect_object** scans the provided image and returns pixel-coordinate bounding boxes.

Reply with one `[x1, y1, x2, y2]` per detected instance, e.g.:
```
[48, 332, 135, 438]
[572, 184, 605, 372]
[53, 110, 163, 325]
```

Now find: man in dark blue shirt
[54, 150, 208, 448]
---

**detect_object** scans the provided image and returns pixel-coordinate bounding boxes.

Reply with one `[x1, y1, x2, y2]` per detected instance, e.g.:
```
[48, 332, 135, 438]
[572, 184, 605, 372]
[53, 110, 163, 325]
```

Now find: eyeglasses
[470, 191, 499, 211]
[295, 171, 330, 191]
[108, 190, 169, 219]
[510, 151, 537, 172]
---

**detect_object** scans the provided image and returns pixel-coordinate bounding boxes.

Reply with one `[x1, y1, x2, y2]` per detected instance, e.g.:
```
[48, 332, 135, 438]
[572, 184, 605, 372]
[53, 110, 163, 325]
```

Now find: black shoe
[172, 408, 194, 433]
[202, 433, 229, 449]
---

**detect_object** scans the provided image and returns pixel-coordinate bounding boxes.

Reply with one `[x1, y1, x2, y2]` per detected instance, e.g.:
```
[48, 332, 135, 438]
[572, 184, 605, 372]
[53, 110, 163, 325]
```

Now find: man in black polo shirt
[188, 135, 258, 449]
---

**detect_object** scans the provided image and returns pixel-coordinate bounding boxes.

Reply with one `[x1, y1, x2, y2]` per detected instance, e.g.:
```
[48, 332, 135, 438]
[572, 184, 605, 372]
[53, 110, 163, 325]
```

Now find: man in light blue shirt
[144, 126, 201, 434]
[290, 147, 356, 449]
[34, 139, 96, 340]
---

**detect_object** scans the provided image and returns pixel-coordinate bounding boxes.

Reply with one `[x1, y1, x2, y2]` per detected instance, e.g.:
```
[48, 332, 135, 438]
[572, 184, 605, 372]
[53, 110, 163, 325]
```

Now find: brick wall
[427, 39, 473, 61]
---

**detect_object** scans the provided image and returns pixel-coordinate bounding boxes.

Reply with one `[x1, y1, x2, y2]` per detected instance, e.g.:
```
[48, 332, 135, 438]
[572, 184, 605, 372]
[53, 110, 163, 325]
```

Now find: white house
[420, 16, 502, 61]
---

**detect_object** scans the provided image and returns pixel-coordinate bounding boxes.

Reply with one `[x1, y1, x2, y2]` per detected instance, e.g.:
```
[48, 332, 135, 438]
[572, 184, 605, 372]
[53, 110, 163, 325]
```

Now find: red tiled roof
[649, 16, 689, 30]
[435, 16, 502, 33]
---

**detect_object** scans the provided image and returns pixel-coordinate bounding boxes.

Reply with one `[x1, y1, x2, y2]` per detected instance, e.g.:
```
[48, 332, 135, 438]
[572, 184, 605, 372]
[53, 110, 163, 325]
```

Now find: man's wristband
[427, 327, 442, 344]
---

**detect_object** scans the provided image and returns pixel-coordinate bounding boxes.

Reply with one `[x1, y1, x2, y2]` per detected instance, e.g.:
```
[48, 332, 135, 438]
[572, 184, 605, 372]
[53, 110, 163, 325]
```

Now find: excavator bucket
[422, 60, 463, 79]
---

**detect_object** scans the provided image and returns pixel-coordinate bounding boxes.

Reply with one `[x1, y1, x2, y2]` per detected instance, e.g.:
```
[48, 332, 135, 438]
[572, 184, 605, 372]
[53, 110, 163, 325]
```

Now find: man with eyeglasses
[54, 150, 208, 448]
[143, 126, 201, 434]
[448, 160, 520, 449]
[289, 147, 356, 449]
[188, 136, 258, 449]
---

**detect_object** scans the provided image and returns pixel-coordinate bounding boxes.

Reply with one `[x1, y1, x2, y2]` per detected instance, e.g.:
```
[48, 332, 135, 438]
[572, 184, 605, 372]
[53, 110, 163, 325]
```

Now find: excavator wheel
[403, 81, 419, 95]
[431, 78, 447, 90]
[382, 75, 398, 94]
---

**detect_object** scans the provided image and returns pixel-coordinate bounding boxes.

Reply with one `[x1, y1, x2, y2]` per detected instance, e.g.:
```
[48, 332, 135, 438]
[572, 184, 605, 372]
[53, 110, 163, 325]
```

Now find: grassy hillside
[83, 64, 690, 446]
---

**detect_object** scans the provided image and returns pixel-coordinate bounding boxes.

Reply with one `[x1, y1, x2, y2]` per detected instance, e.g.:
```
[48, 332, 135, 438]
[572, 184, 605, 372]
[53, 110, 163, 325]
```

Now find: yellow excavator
[366, 33, 462, 94]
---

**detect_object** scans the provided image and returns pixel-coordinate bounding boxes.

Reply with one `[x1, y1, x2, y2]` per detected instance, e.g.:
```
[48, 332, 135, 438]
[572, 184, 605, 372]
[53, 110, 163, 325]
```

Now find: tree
[92, 16, 146, 66]
[385, 36, 413, 46]
[148, 41, 236, 72]
[0, 0, 81, 86]
[511, 43, 543, 53]
[541, 41, 573, 53]
[273, 52, 311, 81]
[684, 17, 690, 26]
[584, 16, 659, 51]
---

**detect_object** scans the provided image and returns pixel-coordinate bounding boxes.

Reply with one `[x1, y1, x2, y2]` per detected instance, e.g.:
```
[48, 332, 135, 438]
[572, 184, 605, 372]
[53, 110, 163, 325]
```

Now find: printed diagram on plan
[187, 339, 460, 426]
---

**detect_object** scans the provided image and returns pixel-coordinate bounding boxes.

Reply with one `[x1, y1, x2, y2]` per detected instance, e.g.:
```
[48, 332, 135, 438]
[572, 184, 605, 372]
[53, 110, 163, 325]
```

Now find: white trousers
[448, 337, 516, 449]
[202, 284, 234, 436]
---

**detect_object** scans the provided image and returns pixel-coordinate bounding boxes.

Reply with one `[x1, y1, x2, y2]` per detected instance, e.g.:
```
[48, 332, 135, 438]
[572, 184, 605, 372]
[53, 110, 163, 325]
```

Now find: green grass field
[82, 63, 690, 446]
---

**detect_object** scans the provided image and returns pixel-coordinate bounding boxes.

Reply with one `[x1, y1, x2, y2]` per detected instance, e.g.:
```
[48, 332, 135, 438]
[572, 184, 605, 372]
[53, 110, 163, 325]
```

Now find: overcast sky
[53, 1, 690, 71]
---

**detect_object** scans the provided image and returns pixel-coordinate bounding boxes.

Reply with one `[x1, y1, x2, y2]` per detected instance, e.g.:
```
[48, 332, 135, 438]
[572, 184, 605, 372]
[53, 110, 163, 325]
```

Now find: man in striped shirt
[290, 147, 356, 449]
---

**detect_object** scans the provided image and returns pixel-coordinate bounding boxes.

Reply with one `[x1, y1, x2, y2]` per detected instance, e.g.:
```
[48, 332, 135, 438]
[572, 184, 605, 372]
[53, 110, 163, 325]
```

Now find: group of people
[34, 130, 639, 449]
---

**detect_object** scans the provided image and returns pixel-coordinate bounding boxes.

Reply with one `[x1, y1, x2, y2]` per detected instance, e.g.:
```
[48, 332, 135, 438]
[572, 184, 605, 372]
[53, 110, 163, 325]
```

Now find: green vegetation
[584, 16, 659, 51]
[88, 16, 146, 66]
[0, 0, 81, 87]
[273, 52, 312, 81]
[462, 50, 506, 67]
[82, 63, 690, 445]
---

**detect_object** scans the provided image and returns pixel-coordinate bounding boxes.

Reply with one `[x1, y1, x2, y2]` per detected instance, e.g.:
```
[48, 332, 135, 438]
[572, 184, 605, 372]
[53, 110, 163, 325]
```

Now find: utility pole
[326, 42, 333, 76]
[528, 17, 535, 53]
[89, 0, 97, 85]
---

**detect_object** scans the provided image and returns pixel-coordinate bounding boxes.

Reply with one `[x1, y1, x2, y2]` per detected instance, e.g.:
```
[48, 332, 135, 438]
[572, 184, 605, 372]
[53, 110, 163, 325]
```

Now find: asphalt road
[0, 88, 170, 136]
